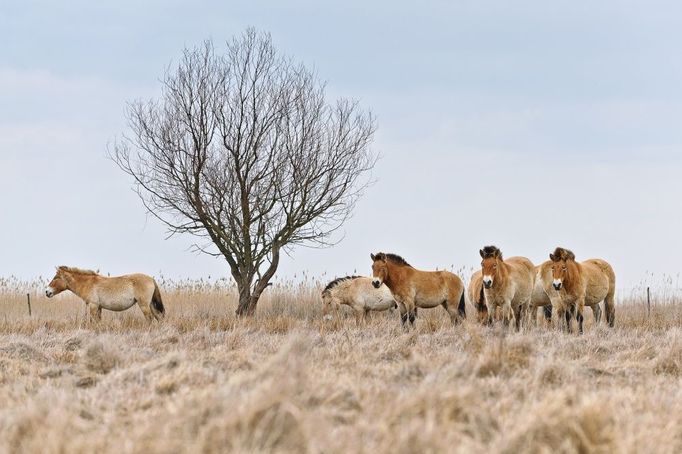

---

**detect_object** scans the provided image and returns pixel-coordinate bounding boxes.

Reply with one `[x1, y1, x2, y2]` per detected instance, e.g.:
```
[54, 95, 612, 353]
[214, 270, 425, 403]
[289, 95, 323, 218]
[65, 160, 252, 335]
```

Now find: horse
[370, 252, 465, 327]
[45, 266, 165, 322]
[528, 269, 556, 325]
[321, 276, 397, 325]
[468, 270, 492, 324]
[531, 262, 601, 327]
[538, 247, 616, 334]
[478, 246, 535, 330]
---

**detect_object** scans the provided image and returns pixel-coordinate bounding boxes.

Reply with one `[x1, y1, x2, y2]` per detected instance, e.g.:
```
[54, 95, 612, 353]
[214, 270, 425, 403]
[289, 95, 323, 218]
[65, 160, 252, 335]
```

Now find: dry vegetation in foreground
[1, 276, 682, 453]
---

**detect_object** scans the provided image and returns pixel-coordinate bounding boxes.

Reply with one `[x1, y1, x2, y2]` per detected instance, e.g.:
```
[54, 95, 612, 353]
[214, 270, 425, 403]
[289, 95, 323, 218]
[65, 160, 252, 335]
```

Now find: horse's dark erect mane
[551, 247, 576, 261]
[323, 276, 362, 293]
[480, 245, 502, 260]
[373, 252, 411, 267]
[58, 266, 98, 275]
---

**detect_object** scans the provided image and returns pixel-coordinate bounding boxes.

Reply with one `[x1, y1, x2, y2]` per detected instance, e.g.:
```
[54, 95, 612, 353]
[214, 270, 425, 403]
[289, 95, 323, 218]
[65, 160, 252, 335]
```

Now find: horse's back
[468, 270, 483, 304]
[438, 270, 464, 293]
[506, 256, 535, 275]
[103, 273, 157, 296]
[583, 259, 614, 277]
[581, 259, 616, 297]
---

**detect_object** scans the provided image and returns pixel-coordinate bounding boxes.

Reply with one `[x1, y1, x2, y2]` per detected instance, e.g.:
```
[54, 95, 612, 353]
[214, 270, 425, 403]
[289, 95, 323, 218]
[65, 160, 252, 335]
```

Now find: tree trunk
[235, 281, 257, 316]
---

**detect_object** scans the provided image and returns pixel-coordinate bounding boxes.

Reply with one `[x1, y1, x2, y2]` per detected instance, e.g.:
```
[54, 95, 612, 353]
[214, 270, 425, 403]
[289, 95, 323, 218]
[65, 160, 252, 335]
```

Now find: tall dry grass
[1, 275, 682, 453]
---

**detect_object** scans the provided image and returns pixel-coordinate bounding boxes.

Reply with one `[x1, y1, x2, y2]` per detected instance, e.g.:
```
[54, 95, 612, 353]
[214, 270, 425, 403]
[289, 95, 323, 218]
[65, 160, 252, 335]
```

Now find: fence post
[646, 287, 651, 318]
[27, 293, 32, 317]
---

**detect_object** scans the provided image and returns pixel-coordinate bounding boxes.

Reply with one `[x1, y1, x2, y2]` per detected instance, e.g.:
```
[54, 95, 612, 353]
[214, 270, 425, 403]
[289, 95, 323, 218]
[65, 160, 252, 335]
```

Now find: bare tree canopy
[111, 29, 376, 315]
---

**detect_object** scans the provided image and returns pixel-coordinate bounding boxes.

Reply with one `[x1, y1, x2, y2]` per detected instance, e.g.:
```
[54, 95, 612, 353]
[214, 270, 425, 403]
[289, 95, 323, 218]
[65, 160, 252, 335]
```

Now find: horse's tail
[151, 281, 165, 319]
[458, 289, 466, 318]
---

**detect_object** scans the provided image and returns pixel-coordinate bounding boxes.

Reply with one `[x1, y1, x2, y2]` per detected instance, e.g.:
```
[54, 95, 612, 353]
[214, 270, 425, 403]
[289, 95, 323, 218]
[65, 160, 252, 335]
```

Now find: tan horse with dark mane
[538, 247, 616, 333]
[370, 253, 465, 327]
[46, 266, 165, 322]
[477, 246, 535, 330]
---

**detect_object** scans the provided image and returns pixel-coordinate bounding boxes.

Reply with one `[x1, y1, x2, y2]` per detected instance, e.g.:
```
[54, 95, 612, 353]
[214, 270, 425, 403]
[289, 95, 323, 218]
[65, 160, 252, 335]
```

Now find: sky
[2, 0, 682, 293]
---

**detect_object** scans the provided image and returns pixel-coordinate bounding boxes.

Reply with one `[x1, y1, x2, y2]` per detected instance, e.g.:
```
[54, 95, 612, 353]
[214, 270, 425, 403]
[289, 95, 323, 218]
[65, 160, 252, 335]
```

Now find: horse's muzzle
[372, 280, 381, 289]
[553, 283, 562, 290]
[45, 290, 53, 298]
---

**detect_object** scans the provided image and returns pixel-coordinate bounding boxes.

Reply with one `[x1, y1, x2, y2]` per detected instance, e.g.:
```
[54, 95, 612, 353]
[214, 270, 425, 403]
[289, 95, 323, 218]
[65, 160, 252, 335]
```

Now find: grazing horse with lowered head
[45, 266, 165, 322]
[370, 252, 465, 327]
[478, 246, 535, 330]
[322, 276, 397, 325]
[538, 247, 615, 334]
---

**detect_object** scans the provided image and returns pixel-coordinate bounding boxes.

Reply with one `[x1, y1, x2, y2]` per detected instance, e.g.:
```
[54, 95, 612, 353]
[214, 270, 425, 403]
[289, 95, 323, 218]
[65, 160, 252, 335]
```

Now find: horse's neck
[564, 261, 582, 293]
[65, 273, 96, 300]
[494, 260, 511, 289]
[385, 262, 408, 290]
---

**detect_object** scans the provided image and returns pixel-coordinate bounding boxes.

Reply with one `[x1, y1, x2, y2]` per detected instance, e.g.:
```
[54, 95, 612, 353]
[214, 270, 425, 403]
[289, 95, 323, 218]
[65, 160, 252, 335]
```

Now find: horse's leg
[408, 308, 417, 326]
[501, 301, 513, 328]
[592, 304, 602, 324]
[396, 301, 409, 327]
[542, 305, 552, 325]
[513, 303, 524, 331]
[576, 298, 586, 335]
[554, 306, 567, 332]
[485, 301, 496, 326]
[401, 298, 417, 329]
[88, 304, 102, 323]
[441, 299, 460, 325]
[524, 303, 532, 328]
[565, 304, 576, 333]
[137, 298, 155, 323]
[362, 308, 369, 325]
[604, 290, 616, 328]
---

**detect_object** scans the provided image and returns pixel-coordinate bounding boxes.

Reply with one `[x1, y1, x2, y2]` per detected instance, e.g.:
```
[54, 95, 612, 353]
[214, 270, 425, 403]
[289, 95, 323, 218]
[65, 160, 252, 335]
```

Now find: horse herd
[323, 246, 615, 334]
[42, 245, 615, 334]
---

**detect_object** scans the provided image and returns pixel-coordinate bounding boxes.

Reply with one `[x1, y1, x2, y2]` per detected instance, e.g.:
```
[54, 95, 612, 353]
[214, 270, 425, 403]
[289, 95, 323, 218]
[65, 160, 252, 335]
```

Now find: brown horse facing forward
[539, 247, 616, 334]
[370, 252, 465, 327]
[477, 246, 535, 330]
[45, 266, 165, 322]
[531, 264, 601, 327]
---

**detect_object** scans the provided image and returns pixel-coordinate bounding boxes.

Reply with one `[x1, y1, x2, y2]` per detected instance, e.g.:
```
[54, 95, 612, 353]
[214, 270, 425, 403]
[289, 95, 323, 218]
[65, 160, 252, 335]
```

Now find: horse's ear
[479, 249, 485, 258]
[370, 253, 375, 261]
[549, 253, 556, 261]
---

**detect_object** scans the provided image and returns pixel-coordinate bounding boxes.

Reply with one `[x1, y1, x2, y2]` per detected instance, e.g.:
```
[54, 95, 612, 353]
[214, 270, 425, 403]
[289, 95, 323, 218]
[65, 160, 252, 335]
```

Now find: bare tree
[110, 29, 376, 316]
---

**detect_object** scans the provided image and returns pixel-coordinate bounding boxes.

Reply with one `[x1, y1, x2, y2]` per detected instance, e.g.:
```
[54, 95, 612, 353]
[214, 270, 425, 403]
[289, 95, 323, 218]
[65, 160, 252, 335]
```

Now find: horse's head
[549, 247, 575, 290]
[370, 253, 388, 288]
[45, 266, 69, 298]
[479, 246, 503, 289]
[321, 289, 336, 316]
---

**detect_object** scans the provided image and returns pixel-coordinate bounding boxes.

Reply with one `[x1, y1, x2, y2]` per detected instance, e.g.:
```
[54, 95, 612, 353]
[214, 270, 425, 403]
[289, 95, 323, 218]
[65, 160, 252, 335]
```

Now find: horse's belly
[96, 288, 137, 311]
[366, 297, 395, 311]
[585, 288, 608, 306]
[99, 298, 136, 311]
[415, 295, 444, 309]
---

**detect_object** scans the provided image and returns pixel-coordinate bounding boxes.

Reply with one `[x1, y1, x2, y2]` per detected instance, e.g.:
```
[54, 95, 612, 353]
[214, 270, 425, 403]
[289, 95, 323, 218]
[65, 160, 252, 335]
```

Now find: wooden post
[647, 287, 651, 318]
[26, 293, 32, 317]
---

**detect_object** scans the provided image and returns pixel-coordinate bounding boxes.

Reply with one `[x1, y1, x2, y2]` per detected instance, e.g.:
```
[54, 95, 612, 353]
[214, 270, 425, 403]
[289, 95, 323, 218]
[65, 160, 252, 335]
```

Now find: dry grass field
[1, 275, 682, 453]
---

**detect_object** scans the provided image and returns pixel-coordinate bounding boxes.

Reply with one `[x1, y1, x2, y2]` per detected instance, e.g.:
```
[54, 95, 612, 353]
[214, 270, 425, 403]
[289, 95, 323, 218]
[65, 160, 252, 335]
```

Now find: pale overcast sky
[2, 1, 682, 291]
